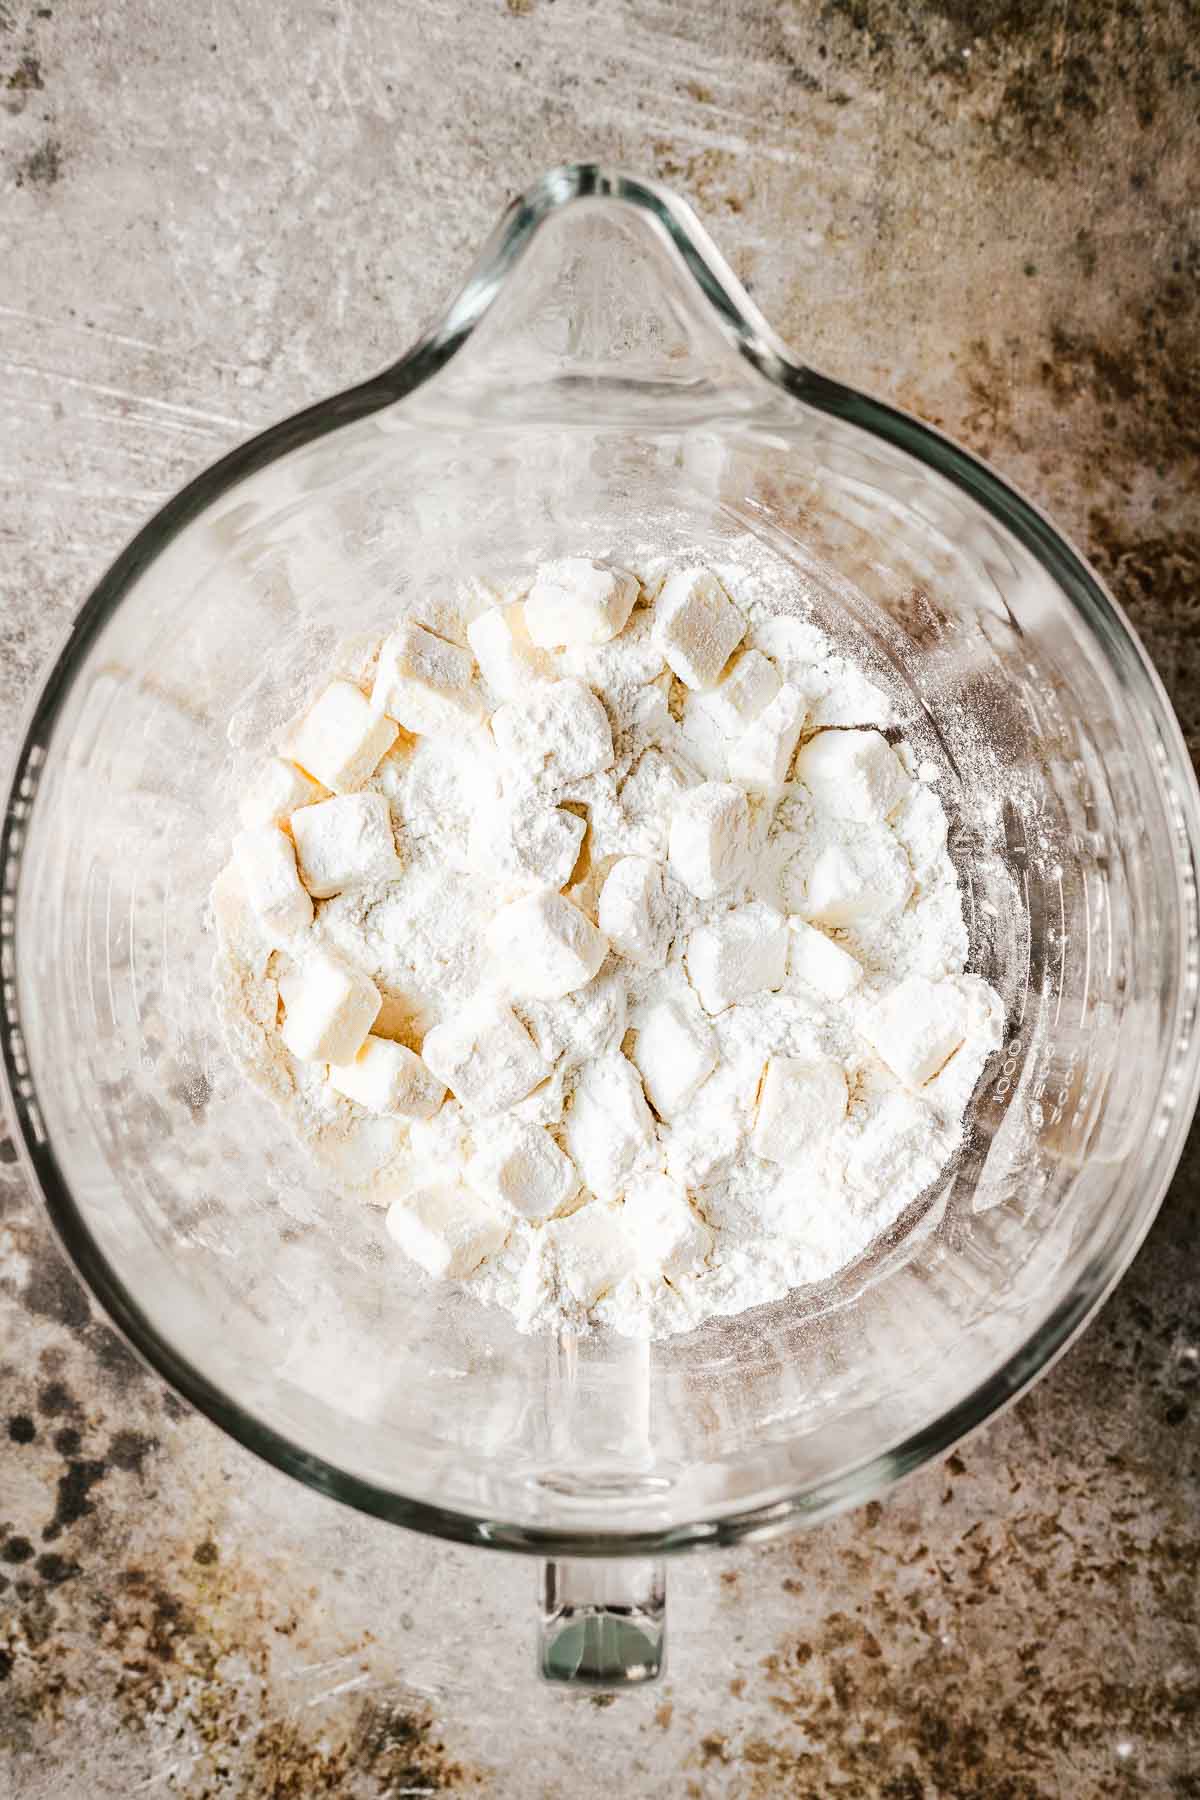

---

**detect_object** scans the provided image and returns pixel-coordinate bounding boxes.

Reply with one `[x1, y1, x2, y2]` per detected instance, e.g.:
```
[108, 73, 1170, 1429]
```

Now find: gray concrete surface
[2, 1, 1198, 1794]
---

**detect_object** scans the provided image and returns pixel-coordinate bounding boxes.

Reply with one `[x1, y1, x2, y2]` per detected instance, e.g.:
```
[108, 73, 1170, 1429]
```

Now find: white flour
[213, 549, 1004, 1339]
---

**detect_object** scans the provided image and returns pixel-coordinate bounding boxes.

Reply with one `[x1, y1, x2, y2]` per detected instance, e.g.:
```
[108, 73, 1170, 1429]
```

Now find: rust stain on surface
[14, 135, 62, 188]
[1086, 515, 1200, 761]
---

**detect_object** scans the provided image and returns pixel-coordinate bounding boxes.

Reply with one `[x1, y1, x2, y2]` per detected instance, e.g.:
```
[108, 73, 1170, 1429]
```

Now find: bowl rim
[4, 162, 1199, 1557]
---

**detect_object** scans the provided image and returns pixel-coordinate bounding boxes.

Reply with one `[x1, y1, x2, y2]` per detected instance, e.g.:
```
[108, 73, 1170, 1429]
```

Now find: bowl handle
[538, 1557, 666, 1686]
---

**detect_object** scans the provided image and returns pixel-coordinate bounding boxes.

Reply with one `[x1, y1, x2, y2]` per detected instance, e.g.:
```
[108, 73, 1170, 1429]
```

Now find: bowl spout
[389, 163, 794, 426]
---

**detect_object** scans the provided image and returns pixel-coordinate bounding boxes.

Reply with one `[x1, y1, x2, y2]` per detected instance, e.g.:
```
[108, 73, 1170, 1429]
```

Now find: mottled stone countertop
[1, 2, 1198, 1794]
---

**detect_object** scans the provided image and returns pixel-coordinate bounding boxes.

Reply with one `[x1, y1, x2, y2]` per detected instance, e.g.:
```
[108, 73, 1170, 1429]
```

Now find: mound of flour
[212, 550, 1003, 1340]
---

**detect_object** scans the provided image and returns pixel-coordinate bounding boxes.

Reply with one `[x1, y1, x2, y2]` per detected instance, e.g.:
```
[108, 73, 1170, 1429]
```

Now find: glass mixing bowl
[5, 166, 1199, 1687]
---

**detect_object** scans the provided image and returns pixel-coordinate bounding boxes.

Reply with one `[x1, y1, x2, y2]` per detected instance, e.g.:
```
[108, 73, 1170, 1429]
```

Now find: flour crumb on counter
[212, 550, 1004, 1338]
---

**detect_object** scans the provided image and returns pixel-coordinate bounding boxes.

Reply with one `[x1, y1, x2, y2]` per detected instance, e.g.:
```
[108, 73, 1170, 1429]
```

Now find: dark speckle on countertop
[14, 135, 61, 187]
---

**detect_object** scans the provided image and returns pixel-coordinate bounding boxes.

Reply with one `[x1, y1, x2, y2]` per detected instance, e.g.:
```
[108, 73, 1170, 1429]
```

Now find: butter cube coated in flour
[752, 1054, 848, 1167]
[372, 622, 482, 735]
[279, 950, 381, 1063]
[466, 1119, 578, 1221]
[795, 729, 912, 823]
[524, 558, 640, 648]
[633, 998, 717, 1118]
[421, 1003, 549, 1114]
[624, 1172, 712, 1279]
[211, 861, 273, 978]
[466, 602, 553, 698]
[545, 1203, 637, 1306]
[469, 801, 585, 893]
[726, 684, 806, 792]
[237, 756, 327, 829]
[288, 679, 399, 794]
[488, 889, 608, 999]
[566, 1052, 654, 1201]
[687, 902, 789, 1014]
[233, 824, 314, 940]
[385, 1185, 509, 1279]
[618, 748, 689, 858]
[491, 679, 614, 786]
[865, 974, 971, 1087]
[695, 648, 780, 737]
[597, 856, 672, 968]
[843, 1090, 939, 1194]
[653, 567, 745, 689]
[803, 832, 914, 927]
[668, 781, 749, 899]
[291, 792, 399, 899]
[328, 1035, 445, 1118]
[787, 918, 864, 1000]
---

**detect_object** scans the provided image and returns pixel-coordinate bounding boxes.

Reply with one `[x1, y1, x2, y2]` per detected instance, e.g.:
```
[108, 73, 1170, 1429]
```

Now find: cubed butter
[653, 566, 745, 689]
[597, 856, 672, 969]
[233, 824, 314, 940]
[864, 975, 971, 1087]
[291, 792, 399, 898]
[843, 1090, 940, 1194]
[695, 648, 780, 736]
[210, 861, 272, 978]
[618, 749, 689, 858]
[487, 889, 608, 999]
[752, 1054, 848, 1167]
[491, 679, 613, 786]
[633, 998, 717, 1118]
[668, 781, 749, 899]
[328, 1035, 445, 1118]
[466, 1120, 578, 1221]
[624, 1172, 712, 1278]
[469, 801, 584, 893]
[545, 1203, 637, 1306]
[385, 1185, 509, 1279]
[411, 584, 488, 648]
[466, 602, 553, 698]
[795, 728, 912, 822]
[237, 757, 327, 829]
[726, 684, 806, 792]
[565, 1052, 654, 1201]
[524, 557, 639, 648]
[372, 622, 482, 735]
[803, 833, 914, 927]
[686, 902, 789, 1014]
[288, 679, 398, 794]
[279, 950, 381, 1063]
[421, 1003, 549, 1114]
[787, 917, 864, 999]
